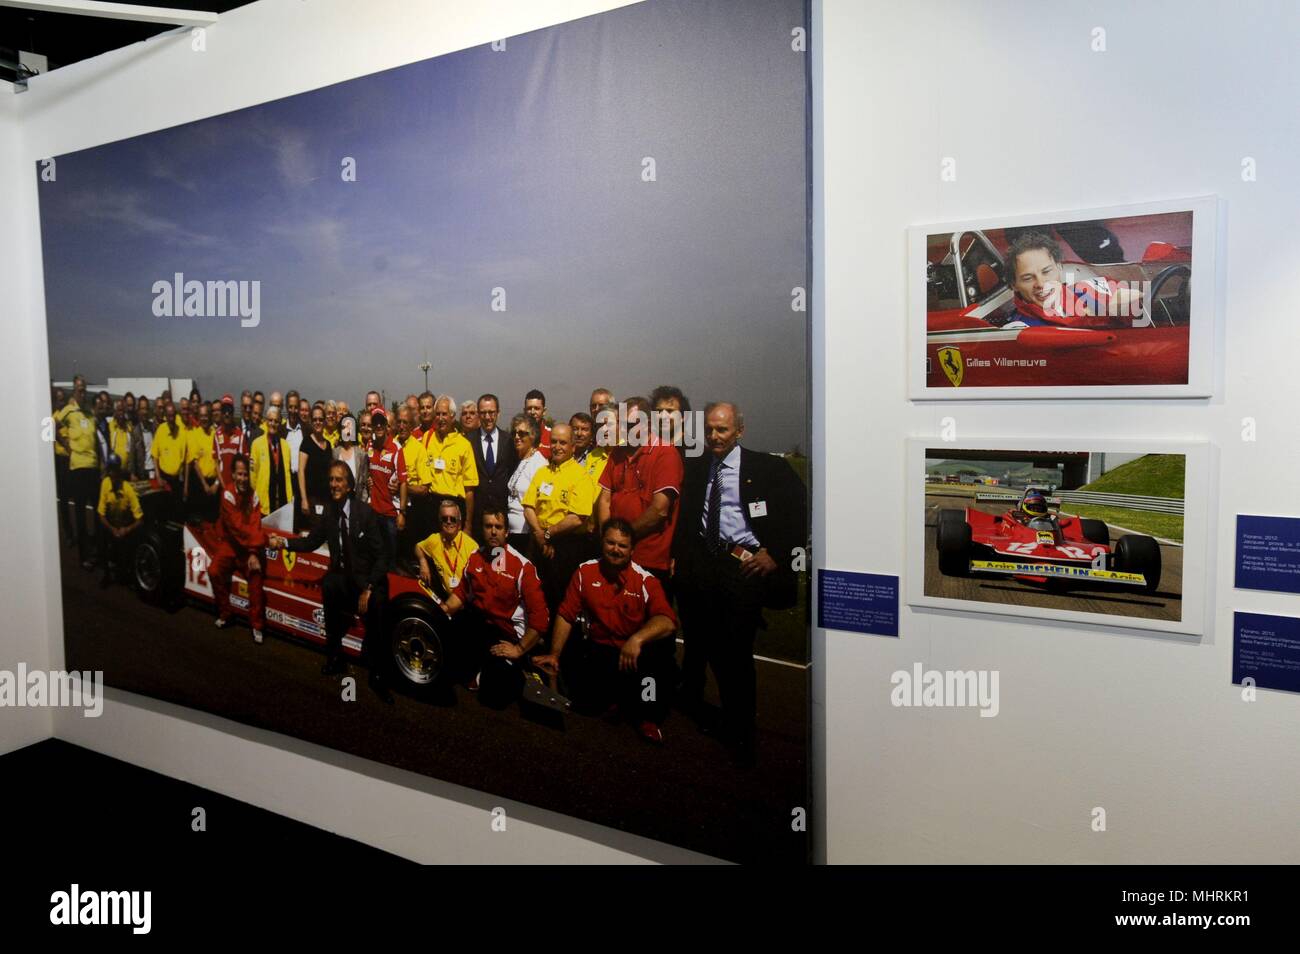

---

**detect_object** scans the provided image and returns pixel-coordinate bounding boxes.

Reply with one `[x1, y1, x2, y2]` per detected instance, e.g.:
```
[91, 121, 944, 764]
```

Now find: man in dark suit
[469, 393, 518, 541]
[673, 402, 806, 765]
[269, 460, 393, 703]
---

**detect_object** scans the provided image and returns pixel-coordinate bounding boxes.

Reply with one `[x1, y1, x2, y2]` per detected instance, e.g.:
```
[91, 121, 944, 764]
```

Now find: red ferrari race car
[924, 219, 1192, 388]
[934, 491, 1162, 593]
[126, 485, 450, 692]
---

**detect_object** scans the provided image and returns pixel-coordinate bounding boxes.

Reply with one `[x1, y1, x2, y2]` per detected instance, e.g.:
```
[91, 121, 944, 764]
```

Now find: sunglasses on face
[440, 515, 461, 524]
[513, 430, 531, 438]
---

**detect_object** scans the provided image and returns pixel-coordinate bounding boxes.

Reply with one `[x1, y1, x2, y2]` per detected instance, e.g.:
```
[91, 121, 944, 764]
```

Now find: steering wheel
[1145, 264, 1192, 327]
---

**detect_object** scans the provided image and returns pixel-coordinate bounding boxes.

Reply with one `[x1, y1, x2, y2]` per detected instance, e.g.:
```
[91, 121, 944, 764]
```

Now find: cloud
[66, 188, 220, 248]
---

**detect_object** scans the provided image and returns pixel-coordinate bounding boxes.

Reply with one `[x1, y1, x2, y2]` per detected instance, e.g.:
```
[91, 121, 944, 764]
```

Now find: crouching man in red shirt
[210, 454, 269, 644]
[534, 518, 678, 743]
[436, 506, 549, 708]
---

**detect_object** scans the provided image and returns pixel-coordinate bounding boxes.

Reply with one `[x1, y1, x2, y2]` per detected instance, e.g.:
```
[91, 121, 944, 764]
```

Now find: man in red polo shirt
[437, 507, 549, 707]
[524, 389, 552, 459]
[210, 454, 269, 645]
[214, 394, 246, 488]
[594, 396, 683, 596]
[365, 408, 404, 561]
[534, 518, 677, 742]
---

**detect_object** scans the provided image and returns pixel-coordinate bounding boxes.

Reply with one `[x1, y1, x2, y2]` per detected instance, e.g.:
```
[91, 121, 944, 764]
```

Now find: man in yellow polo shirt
[415, 498, 478, 598]
[398, 391, 439, 559]
[151, 401, 188, 520]
[570, 412, 608, 484]
[52, 386, 73, 546]
[96, 454, 144, 588]
[522, 423, 597, 610]
[249, 406, 295, 515]
[62, 378, 100, 568]
[107, 399, 132, 473]
[412, 394, 480, 535]
[184, 401, 222, 522]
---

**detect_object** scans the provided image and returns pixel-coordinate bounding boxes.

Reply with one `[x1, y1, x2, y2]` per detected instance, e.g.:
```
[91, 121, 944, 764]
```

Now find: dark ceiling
[1, 0, 257, 83]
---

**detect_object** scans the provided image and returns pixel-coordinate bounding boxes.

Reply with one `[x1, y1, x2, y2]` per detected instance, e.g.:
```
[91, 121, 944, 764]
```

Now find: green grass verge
[1064, 504, 1183, 543]
[1081, 454, 1185, 499]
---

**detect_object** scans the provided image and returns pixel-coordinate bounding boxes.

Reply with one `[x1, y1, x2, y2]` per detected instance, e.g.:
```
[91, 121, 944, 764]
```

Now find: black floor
[1, 737, 410, 864]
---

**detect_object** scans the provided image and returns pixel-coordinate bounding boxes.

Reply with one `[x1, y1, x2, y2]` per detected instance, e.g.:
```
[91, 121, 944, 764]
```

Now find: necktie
[338, 509, 350, 572]
[705, 460, 724, 554]
[484, 432, 495, 476]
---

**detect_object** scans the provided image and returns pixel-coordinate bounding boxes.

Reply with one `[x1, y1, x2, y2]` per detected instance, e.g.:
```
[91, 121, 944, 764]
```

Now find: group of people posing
[52, 379, 806, 764]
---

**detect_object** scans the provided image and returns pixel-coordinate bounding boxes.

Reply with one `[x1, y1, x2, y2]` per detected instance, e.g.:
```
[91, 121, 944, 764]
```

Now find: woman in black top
[296, 406, 333, 531]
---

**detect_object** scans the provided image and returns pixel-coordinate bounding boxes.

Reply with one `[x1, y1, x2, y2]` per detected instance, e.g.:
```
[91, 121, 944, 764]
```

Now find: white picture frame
[907, 196, 1219, 400]
[905, 437, 1212, 636]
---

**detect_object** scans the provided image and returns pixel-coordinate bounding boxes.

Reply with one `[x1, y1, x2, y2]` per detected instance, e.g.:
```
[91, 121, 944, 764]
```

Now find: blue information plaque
[1233, 611, 1300, 694]
[817, 569, 899, 637]
[1235, 515, 1300, 594]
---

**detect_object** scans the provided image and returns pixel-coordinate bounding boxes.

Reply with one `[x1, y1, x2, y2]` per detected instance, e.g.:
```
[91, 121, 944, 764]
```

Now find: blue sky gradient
[39, 0, 809, 452]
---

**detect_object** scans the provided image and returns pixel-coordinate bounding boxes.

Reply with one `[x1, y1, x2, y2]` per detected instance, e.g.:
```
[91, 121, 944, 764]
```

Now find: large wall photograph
[39, 0, 812, 864]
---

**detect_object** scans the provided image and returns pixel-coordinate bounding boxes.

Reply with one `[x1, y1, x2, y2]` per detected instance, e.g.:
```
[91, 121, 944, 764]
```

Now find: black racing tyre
[134, 526, 183, 606]
[936, 515, 972, 577]
[386, 598, 448, 695]
[936, 508, 965, 542]
[1113, 534, 1162, 594]
[1079, 518, 1110, 546]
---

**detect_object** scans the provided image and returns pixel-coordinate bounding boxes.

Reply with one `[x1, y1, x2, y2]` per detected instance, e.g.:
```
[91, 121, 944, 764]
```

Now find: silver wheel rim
[135, 543, 161, 592]
[392, 616, 441, 685]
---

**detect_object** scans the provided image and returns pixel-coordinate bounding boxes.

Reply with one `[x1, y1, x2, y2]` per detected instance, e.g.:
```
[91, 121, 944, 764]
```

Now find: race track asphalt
[923, 495, 1184, 622]
[58, 544, 810, 865]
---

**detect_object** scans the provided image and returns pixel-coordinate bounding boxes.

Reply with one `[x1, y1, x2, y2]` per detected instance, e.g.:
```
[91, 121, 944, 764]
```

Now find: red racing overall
[210, 487, 269, 629]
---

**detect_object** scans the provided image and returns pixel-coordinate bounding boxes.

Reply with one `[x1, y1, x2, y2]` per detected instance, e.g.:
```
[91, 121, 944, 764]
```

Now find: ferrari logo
[938, 347, 964, 387]
[281, 550, 296, 573]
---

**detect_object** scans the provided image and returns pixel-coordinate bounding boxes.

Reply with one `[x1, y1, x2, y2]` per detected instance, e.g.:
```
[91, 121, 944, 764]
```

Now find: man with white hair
[410, 394, 479, 538]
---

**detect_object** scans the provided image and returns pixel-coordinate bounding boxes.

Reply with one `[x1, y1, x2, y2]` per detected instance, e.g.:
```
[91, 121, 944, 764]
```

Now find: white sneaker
[214, 617, 230, 629]
[252, 629, 263, 645]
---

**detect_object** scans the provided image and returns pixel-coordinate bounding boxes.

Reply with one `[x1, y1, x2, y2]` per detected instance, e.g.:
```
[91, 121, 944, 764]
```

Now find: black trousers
[320, 572, 387, 673]
[400, 494, 439, 566]
[97, 524, 139, 577]
[457, 611, 526, 708]
[564, 637, 674, 726]
[675, 540, 765, 743]
[55, 455, 72, 541]
[69, 466, 100, 563]
[188, 482, 221, 523]
[536, 533, 596, 615]
[159, 473, 184, 525]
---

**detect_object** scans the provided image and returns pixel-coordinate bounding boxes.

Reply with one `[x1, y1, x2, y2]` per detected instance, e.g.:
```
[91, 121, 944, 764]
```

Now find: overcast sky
[38, 0, 809, 452]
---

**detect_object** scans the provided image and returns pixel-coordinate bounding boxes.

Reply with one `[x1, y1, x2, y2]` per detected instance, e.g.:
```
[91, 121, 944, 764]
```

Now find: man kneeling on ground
[534, 518, 677, 743]
[434, 507, 548, 708]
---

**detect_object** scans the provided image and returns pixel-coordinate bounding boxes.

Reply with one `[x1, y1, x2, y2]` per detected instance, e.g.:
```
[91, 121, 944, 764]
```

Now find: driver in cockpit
[1017, 489, 1058, 532]
[1004, 232, 1142, 329]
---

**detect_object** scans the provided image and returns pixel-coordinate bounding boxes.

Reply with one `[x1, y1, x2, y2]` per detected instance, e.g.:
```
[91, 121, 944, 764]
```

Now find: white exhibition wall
[1, 85, 53, 755]
[6, 0, 1297, 864]
[815, 0, 1300, 862]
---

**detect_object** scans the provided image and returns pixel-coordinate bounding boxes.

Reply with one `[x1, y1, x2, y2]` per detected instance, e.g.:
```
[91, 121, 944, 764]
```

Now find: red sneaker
[638, 721, 664, 744]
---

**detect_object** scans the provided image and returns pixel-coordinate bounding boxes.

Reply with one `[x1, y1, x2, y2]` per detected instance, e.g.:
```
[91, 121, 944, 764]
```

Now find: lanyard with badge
[445, 538, 465, 584]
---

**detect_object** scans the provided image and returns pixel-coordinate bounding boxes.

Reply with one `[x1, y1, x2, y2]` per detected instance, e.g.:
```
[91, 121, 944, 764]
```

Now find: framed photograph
[38, 0, 811, 864]
[906, 438, 1210, 636]
[907, 196, 1218, 400]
